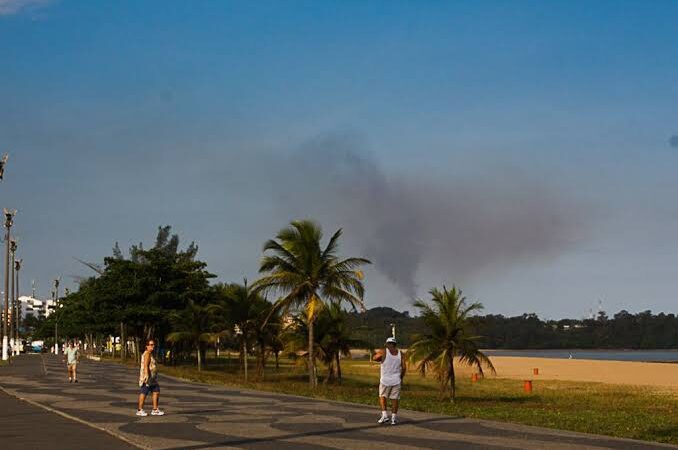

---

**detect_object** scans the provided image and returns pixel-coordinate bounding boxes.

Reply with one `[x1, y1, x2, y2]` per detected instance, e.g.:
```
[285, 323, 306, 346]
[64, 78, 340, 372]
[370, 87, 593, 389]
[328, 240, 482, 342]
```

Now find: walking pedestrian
[63, 341, 80, 383]
[374, 336, 406, 425]
[136, 338, 164, 417]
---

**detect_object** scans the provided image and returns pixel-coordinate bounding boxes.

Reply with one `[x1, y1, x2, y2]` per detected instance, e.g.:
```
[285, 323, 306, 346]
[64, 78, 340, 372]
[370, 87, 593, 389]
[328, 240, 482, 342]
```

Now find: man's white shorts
[379, 383, 401, 400]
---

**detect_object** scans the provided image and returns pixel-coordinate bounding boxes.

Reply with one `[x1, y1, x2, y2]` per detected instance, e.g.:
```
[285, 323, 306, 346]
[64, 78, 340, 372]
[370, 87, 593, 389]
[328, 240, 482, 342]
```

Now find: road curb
[0, 384, 148, 450]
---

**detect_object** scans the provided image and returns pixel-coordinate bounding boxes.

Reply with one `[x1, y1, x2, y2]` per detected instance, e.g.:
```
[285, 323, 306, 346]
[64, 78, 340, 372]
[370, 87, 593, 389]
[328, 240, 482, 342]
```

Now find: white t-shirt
[379, 349, 402, 386]
[65, 347, 79, 365]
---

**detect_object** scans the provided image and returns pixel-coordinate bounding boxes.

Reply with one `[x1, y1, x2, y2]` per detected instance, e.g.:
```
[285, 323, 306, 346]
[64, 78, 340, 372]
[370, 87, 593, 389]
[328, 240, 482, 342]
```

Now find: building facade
[18, 296, 55, 320]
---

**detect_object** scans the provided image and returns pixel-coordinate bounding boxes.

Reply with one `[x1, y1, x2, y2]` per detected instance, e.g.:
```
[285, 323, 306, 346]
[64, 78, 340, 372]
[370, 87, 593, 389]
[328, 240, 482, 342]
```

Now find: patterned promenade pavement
[1, 354, 675, 450]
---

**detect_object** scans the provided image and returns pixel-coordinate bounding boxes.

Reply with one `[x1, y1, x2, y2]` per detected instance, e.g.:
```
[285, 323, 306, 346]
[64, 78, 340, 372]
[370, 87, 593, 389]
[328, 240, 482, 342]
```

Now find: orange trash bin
[524, 380, 533, 394]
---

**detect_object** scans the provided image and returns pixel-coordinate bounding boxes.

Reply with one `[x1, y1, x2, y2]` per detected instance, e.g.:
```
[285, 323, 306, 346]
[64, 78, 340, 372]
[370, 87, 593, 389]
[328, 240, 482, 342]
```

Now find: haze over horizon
[2, 0, 678, 318]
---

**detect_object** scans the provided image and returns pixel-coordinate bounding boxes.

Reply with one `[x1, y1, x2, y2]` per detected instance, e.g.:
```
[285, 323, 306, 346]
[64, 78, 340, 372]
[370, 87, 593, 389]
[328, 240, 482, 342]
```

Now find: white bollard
[2, 335, 8, 360]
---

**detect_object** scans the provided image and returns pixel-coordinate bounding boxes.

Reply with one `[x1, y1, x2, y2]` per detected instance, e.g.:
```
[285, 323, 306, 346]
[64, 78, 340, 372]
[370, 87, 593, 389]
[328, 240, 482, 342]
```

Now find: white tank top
[380, 349, 402, 386]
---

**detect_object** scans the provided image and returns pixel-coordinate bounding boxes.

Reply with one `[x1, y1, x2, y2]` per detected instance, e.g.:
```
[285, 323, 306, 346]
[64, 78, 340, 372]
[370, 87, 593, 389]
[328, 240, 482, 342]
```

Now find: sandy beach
[351, 350, 678, 389]
[454, 356, 678, 389]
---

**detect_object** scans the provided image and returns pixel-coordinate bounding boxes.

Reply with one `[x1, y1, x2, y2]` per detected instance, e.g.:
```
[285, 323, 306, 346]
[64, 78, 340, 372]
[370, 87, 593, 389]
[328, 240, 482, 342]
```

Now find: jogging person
[137, 338, 164, 417]
[63, 341, 80, 383]
[374, 336, 406, 425]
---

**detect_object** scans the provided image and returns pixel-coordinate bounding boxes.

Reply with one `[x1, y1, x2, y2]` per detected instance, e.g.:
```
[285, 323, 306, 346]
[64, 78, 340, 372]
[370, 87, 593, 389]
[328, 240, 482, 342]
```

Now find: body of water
[483, 349, 678, 363]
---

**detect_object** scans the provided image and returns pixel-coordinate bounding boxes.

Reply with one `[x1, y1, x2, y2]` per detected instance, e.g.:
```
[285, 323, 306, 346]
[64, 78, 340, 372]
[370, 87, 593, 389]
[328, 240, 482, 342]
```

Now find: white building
[18, 296, 54, 320]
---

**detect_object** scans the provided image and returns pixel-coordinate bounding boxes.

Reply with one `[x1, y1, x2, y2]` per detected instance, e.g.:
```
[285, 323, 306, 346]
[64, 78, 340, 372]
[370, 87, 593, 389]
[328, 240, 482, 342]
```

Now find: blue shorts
[140, 383, 160, 395]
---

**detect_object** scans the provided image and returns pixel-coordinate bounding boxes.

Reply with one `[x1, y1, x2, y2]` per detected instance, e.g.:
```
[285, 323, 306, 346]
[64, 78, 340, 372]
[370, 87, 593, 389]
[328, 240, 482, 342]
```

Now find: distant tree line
[349, 308, 678, 349]
[470, 311, 678, 349]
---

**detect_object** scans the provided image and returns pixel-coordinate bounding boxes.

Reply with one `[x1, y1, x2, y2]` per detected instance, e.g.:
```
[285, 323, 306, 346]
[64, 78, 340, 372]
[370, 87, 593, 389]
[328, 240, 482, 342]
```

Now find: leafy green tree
[21, 314, 45, 339]
[66, 226, 214, 361]
[408, 285, 495, 401]
[251, 219, 370, 387]
[166, 298, 221, 371]
[121, 226, 213, 349]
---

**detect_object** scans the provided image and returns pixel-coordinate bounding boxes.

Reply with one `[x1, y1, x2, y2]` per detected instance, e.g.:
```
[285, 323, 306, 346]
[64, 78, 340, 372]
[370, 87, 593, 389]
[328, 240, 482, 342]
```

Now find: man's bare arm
[142, 352, 150, 384]
[373, 349, 384, 362]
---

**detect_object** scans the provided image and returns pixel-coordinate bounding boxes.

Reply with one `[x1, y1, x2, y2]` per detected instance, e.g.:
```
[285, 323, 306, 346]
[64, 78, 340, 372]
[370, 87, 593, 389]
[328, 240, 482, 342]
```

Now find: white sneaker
[377, 414, 389, 424]
[151, 409, 165, 416]
[136, 410, 148, 417]
[390, 416, 397, 425]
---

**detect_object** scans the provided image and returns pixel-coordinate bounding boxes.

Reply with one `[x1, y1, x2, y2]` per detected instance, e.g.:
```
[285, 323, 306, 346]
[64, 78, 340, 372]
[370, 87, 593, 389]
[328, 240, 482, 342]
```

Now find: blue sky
[1, 0, 678, 318]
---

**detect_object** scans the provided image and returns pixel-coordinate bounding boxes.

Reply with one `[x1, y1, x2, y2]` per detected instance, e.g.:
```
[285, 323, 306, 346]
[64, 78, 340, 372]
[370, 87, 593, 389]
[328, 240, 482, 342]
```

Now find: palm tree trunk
[197, 343, 202, 371]
[242, 338, 248, 382]
[120, 322, 126, 361]
[274, 351, 279, 371]
[324, 358, 334, 385]
[449, 357, 456, 401]
[336, 352, 342, 384]
[257, 342, 264, 378]
[308, 318, 317, 388]
[200, 344, 206, 369]
[134, 337, 141, 364]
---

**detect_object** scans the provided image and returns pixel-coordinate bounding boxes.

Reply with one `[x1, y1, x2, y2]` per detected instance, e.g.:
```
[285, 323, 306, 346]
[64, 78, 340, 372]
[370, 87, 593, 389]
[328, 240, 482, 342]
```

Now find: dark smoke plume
[260, 134, 583, 299]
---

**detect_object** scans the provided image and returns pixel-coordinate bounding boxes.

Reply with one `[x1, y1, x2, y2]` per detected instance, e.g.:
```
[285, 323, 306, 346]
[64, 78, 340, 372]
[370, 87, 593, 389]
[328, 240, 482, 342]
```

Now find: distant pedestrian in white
[63, 341, 79, 383]
[374, 337, 406, 425]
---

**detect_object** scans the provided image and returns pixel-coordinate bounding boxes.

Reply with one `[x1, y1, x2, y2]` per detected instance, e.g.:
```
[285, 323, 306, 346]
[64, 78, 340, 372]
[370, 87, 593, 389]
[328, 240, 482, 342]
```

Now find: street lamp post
[52, 290, 57, 355]
[14, 258, 21, 355]
[0, 153, 8, 181]
[9, 239, 16, 356]
[53, 279, 60, 355]
[2, 208, 15, 361]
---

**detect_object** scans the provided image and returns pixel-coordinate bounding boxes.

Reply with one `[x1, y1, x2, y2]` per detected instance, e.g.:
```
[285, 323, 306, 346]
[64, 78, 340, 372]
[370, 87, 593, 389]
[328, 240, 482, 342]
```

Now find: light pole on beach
[53, 278, 60, 355]
[14, 258, 21, 354]
[0, 153, 8, 181]
[2, 208, 15, 361]
[0, 153, 7, 360]
[9, 239, 16, 356]
[51, 290, 56, 354]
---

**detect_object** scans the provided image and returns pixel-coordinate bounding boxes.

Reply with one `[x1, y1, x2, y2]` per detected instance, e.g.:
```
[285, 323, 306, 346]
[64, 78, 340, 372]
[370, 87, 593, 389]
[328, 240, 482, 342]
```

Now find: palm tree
[252, 307, 283, 377]
[408, 285, 496, 401]
[252, 219, 370, 387]
[219, 282, 270, 381]
[166, 299, 221, 371]
[281, 304, 368, 384]
[319, 302, 370, 384]
[280, 313, 327, 374]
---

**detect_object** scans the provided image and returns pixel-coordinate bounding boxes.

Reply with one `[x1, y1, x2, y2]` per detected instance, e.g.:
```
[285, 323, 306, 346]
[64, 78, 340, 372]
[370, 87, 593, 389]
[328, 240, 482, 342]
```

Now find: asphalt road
[0, 384, 136, 450]
[0, 354, 675, 450]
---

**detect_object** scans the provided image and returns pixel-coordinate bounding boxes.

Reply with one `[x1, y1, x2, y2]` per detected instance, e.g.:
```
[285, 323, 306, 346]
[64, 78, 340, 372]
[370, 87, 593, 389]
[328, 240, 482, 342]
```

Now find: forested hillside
[349, 308, 678, 349]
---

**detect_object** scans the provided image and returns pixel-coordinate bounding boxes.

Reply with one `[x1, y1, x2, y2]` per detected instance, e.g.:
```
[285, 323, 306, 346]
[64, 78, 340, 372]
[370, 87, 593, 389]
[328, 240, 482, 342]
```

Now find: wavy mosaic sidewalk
[1, 355, 675, 450]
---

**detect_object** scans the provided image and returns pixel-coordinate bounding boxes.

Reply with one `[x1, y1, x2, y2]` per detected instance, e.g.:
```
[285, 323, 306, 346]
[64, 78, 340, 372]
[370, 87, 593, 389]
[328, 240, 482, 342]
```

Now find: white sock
[381, 410, 388, 417]
[391, 413, 397, 420]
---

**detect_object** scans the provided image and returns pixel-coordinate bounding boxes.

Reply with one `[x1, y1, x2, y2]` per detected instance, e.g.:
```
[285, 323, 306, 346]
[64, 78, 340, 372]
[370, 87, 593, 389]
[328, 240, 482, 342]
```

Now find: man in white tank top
[374, 337, 406, 425]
